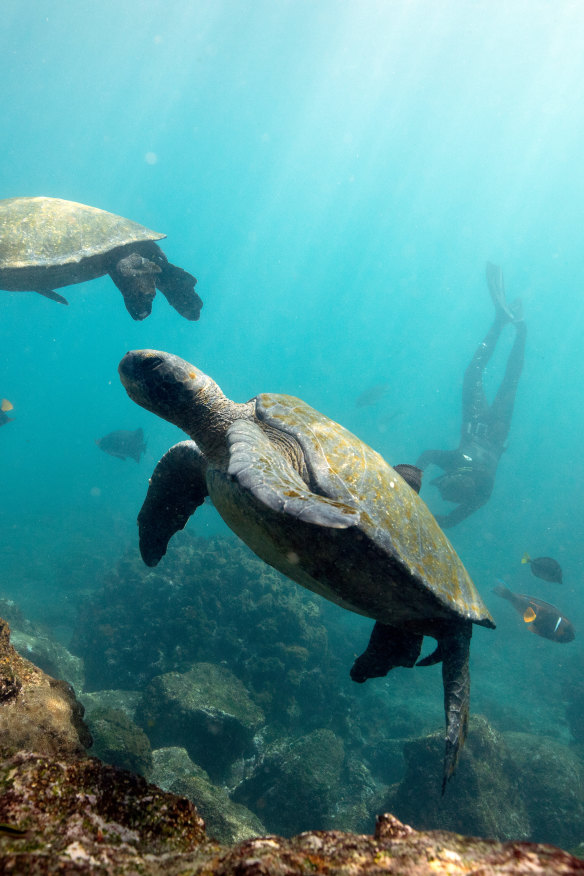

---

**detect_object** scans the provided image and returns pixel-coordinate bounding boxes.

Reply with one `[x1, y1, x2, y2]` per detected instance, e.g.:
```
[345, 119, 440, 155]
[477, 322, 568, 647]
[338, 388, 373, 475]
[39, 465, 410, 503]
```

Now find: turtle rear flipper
[138, 440, 208, 566]
[155, 261, 202, 321]
[437, 621, 472, 794]
[35, 289, 69, 305]
[350, 622, 423, 682]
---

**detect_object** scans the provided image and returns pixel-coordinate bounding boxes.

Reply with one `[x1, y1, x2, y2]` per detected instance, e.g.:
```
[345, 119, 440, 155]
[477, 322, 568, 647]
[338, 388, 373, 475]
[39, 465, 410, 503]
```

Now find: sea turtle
[118, 349, 495, 791]
[0, 197, 202, 321]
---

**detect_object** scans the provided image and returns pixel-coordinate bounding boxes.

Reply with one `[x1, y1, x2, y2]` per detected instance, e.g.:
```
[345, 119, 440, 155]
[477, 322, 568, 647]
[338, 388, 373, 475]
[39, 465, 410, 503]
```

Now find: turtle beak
[119, 350, 164, 386]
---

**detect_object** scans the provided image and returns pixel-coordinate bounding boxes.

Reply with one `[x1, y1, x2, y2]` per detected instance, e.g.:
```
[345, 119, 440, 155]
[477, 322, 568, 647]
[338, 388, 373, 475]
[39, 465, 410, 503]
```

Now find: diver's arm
[416, 449, 456, 471]
[434, 502, 479, 529]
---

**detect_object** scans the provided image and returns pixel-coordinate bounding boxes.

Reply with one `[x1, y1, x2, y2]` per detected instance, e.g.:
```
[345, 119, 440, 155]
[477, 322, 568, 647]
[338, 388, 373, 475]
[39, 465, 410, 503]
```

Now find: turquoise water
[1, 0, 584, 841]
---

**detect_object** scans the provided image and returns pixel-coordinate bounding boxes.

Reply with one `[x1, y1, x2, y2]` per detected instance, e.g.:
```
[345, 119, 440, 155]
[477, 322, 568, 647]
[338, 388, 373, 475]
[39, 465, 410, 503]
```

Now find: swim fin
[485, 262, 514, 322]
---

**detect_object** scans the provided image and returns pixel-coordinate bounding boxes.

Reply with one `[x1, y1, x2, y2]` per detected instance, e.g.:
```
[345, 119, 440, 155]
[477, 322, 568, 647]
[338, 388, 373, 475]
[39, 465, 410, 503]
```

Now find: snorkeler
[416, 263, 526, 528]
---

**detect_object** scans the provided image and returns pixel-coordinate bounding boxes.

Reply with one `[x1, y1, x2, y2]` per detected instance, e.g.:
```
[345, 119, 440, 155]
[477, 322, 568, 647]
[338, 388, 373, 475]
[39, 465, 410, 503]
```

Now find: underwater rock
[0, 748, 582, 872]
[80, 687, 142, 720]
[135, 662, 265, 781]
[232, 727, 346, 836]
[151, 747, 266, 845]
[10, 627, 85, 694]
[389, 715, 531, 841]
[85, 706, 153, 777]
[565, 676, 584, 744]
[0, 617, 91, 759]
[504, 731, 584, 850]
[388, 714, 584, 850]
[0, 750, 206, 869]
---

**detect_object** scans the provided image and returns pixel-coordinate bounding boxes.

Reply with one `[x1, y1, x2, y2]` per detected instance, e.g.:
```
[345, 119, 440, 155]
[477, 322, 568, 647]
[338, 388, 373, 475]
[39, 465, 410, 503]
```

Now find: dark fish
[493, 582, 574, 643]
[0, 822, 28, 837]
[522, 552, 563, 584]
[355, 382, 390, 408]
[96, 428, 146, 462]
[0, 398, 14, 427]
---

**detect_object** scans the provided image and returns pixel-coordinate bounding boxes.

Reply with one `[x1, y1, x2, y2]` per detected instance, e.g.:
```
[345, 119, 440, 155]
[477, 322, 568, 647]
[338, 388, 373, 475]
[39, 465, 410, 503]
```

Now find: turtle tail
[418, 621, 472, 794]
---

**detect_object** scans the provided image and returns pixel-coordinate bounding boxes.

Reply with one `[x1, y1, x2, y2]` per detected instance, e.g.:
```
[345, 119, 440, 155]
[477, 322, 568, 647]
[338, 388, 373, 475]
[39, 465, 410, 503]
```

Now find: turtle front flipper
[110, 253, 161, 320]
[226, 420, 360, 528]
[350, 622, 423, 682]
[138, 440, 208, 566]
[418, 621, 472, 794]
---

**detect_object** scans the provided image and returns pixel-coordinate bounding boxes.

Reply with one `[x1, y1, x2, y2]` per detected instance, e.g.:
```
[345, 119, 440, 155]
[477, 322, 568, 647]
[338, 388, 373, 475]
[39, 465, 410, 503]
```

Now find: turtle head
[119, 350, 236, 449]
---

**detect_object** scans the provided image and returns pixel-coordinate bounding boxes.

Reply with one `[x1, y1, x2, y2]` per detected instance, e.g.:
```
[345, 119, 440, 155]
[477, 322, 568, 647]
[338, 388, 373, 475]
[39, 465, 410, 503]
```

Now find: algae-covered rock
[388, 715, 584, 850]
[0, 750, 206, 869]
[505, 731, 584, 850]
[0, 617, 91, 759]
[136, 662, 264, 781]
[86, 706, 153, 777]
[232, 727, 345, 836]
[10, 628, 85, 695]
[1, 750, 582, 873]
[390, 715, 530, 841]
[151, 746, 265, 844]
[80, 687, 142, 720]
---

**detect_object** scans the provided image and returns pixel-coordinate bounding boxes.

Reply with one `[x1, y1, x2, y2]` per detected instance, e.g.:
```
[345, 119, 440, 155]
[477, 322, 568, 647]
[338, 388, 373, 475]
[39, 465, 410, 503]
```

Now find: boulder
[151, 746, 266, 845]
[86, 706, 153, 777]
[10, 627, 85, 694]
[135, 662, 264, 781]
[0, 618, 91, 759]
[390, 716, 530, 840]
[505, 731, 584, 850]
[232, 728, 345, 836]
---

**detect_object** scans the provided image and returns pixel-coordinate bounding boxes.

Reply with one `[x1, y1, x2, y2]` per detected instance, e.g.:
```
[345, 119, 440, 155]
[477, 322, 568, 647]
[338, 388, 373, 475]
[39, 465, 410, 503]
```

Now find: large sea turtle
[0, 197, 202, 321]
[119, 349, 495, 791]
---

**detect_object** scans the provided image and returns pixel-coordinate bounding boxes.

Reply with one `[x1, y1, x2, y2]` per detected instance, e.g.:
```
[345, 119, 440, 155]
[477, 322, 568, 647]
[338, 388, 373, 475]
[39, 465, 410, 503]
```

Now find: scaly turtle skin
[118, 349, 495, 791]
[0, 197, 202, 321]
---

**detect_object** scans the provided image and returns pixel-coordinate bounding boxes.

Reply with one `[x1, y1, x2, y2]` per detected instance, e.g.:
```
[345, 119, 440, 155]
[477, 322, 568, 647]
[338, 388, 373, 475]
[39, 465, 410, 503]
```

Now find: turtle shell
[254, 393, 494, 628]
[0, 197, 165, 290]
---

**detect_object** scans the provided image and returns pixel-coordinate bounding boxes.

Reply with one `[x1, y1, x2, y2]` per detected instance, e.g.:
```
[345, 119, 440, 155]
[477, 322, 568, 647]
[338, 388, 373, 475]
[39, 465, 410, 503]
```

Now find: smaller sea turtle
[119, 349, 496, 791]
[0, 197, 202, 321]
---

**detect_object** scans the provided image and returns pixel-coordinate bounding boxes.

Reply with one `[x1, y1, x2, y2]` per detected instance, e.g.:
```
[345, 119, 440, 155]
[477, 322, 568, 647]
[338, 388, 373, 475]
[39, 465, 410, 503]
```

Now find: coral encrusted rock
[0, 617, 91, 758]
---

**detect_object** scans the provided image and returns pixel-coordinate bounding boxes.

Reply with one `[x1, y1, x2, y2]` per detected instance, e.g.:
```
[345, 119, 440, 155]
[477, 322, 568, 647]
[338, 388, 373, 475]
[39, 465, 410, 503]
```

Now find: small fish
[493, 581, 574, 643]
[0, 822, 28, 837]
[96, 428, 146, 462]
[0, 398, 14, 427]
[521, 552, 563, 584]
[355, 382, 390, 408]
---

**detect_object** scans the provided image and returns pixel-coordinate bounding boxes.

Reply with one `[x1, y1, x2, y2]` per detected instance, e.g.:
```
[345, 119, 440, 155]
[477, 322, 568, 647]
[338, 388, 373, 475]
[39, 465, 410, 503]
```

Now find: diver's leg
[460, 317, 506, 432]
[488, 320, 527, 447]
[350, 622, 423, 682]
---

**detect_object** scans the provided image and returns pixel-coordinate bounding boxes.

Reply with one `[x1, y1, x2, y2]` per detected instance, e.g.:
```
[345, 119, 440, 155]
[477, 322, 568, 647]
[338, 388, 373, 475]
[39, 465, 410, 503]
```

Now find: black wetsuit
[417, 314, 526, 528]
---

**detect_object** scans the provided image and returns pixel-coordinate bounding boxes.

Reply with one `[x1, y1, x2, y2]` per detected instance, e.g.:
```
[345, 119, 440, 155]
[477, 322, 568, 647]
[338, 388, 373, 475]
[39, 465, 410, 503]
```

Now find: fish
[0, 398, 14, 427]
[0, 822, 28, 837]
[521, 552, 563, 584]
[96, 427, 146, 462]
[355, 382, 390, 408]
[493, 582, 574, 643]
